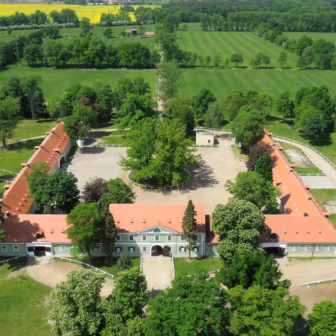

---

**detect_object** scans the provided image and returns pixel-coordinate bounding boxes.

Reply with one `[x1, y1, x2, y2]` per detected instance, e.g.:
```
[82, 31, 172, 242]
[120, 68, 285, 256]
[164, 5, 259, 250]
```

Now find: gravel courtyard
[66, 133, 246, 213]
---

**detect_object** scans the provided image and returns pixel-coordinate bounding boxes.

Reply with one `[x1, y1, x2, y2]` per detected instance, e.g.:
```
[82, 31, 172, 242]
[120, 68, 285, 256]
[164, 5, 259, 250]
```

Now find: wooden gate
[151, 245, 158, 256]
[163, 246, 169, 257]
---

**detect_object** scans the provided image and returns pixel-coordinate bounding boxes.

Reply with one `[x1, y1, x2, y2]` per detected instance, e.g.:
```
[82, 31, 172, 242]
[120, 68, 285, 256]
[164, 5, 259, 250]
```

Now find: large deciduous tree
[49, 269, 105, 336]
[212, 199, 266, 262]
[192, 87, 216, 121]
[218, 249, 290, 290]
[0, 97, 20, 149]
[255, 152, 273, 182]
[230, 53, 243, 67]
[144, 273, 230, 335]
[103, 268, 147, 335]
[246, 143, 272, 171]
[204, 101, 224, 130]
[275, 91, 293, 120]
[307, 300, 336, 335]
[157, 61, 182, 101]
[225, 171, 279, 214]
[41, 170, 80, 214]
[82, 177, 107, 204]
[182, 200, 198, 260]
[225, 91, 247, 121]
[101, 208, 117, 260]
[66, 203, 103, 259]
[100, 178, 136, 209]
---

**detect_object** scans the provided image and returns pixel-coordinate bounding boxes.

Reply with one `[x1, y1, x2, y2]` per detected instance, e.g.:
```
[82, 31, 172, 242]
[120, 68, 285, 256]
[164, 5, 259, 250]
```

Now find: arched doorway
[59, 156, 65, 168]
[151, 245, 163, 256]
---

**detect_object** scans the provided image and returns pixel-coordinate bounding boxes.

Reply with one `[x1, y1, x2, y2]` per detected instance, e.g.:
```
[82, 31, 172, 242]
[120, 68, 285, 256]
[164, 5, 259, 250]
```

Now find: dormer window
[153, 228, 161, 233]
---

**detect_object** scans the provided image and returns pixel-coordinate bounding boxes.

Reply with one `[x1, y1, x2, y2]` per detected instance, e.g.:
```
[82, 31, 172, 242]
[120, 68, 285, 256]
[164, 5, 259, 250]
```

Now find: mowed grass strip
[174, 257, 222, 277]
[284, 32, 336, 44]
[177, 28, 299, 68]
[0, 258, 54, 336]
[0, 66, 156, 100]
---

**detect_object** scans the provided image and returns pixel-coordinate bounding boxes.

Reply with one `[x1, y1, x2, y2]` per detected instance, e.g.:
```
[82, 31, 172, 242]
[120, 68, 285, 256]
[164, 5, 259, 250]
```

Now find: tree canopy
[211, 199, 265, 262]
[0, 97, 20, 149]
[144, 273, 230, 335]
[192, 87, 216, 121]
[255, 152, 273, 182]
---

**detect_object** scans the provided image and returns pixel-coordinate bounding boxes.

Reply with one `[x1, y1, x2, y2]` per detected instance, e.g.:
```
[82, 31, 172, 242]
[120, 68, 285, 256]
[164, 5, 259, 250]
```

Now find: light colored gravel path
[25, 259, 115, 297]
[273, 137, 336, 186]
[142, 256, 173, 294]
[280, 259, 336, 288]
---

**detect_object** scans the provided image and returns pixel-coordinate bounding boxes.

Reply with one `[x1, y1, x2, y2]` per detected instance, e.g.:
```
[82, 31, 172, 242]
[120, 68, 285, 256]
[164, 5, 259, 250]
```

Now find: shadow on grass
[8, 138, 42, 151]
[0, 257, 28, 273]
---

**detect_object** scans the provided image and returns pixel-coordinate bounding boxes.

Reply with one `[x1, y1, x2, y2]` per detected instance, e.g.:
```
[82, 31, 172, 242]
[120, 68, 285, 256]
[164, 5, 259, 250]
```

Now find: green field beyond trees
[284, 32, 336, 44]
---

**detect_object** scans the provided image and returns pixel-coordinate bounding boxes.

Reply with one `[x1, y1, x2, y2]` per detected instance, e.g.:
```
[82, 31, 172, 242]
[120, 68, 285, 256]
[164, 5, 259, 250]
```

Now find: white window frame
[13, 245, 19, 253]
[168, 246, 171, 252]
[60, 245, 67, 252]
[305, 245, 311, 252]
[293, 245, 300, 252]
[181, 246, 186, 253]
[155, 235, 160, 241]
[328, 245, 334, 252]
[1, 245, 8, 252]
[95, 245, 101, 252]
[213, 245, 217, 252]
[129, 246, 135, 252]
[142, 235, 147, 241]
[180, 235, 185, 241]
[167, 235, 172, 241]
[142, 246, 147, 252]
[316, 245, 323, 252]
[129, 235, 134, 241]
[116, 246, 122, 252]
[194, 246, 198, 252]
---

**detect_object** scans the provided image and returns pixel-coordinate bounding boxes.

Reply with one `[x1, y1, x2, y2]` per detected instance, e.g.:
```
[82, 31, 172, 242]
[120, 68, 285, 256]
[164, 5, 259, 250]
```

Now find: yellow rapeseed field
[0, 4, 159, 24]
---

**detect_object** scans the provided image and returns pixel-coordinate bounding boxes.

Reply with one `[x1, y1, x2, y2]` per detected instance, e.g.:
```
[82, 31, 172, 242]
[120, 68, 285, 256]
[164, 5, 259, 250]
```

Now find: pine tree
[182, 200, 198, 260]
[255, 152, 273, 182]
[101, 208, 117, 260]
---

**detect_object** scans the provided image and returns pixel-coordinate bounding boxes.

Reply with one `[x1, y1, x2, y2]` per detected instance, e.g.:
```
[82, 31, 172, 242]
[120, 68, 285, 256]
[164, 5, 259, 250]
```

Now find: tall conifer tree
[182, 200, 198, 260]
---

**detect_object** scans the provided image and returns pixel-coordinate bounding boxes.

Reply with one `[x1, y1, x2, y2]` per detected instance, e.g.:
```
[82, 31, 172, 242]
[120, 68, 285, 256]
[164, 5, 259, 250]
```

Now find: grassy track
[284, 32, 336, 44]
[174, 257, 222, 276]
[177, 24, 299, 68]
[0, 258, 53, 336]
[0, 66, 156, 100]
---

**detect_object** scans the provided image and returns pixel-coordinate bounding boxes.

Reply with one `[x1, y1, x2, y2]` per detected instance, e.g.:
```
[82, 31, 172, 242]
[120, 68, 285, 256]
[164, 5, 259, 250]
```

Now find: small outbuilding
[125, 29, 137, 35]
[196, 131, 215, 146]
[144, 31, 155, 37]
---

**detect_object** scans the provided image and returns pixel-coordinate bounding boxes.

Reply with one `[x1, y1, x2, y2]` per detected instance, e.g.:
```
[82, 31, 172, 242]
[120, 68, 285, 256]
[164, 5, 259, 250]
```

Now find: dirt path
[142, 256, 173, 295]
[279, 259, 336, 288]
[273, 137, 336, 186]
[25, 259, 115, 297]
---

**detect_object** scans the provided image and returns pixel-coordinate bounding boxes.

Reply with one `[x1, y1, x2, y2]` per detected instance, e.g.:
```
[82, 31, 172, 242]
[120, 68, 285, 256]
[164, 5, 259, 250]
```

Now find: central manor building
[1, 124, 336, 258]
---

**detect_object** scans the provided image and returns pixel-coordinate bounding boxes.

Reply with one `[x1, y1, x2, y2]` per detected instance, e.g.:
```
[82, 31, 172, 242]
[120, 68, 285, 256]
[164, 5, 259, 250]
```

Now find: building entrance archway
[151, 245, 163, 256]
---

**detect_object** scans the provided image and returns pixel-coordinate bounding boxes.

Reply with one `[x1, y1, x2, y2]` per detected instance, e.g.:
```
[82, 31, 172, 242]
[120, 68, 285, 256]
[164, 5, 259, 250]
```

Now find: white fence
[52, 256, 114, 278]
[0, 168, 18, 175]
[171, 256, 175, 279]
[65, 148, 80, 162]
[127, 171, 154, 189]
[95, 144, 125, 148]
[273, 135, 336, 169]
[230, 145, 247, 162]
[305, 277, 336, 287]
[164, 169, 191, 190]
[0, 254, 28, 264]
[191, 144, 219, 148]
[187, 269, 220, 277]
[310, 186, 336, 189]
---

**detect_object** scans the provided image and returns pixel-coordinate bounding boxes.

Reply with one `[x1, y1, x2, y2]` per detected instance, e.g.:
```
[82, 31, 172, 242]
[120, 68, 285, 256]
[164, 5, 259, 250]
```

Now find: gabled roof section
[109, 204, 206, 233]
[137, 221, 179, 233]
[1, 122, 70, 215]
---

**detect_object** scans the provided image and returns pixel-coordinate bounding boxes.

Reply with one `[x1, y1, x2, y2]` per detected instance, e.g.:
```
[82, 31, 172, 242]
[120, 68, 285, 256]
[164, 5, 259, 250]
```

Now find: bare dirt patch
[284, 148, 314, 168]
[325, 201, 336, 213]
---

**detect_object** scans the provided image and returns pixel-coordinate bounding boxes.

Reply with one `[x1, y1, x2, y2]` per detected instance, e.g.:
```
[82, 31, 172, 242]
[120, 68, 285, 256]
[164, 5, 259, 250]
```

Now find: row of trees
[0, 8, 79, 27]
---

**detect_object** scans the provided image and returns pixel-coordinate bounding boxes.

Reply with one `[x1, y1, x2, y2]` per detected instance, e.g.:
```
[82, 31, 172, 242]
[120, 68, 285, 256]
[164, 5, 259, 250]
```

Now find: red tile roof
[110, 204, 206, 233]
[1, 123, 70, 215]
[2, 214, 70, 243]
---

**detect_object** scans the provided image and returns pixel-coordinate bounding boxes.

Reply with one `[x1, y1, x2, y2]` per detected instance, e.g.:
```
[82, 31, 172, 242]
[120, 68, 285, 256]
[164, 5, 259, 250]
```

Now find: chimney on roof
[4, 185, 11, 190]
[34, 146, 40, 150]
[295, 230, 298, 234]
[168, 219, 171, 223]
[5, 211, 10, 217]
[304, 185, 310, 190]
[21, 198, 26, 202]
[308, 196, 312, 200]
[130, 218, 133, 223]
[46, 132, 51, 135]
[19, 203, 23, 207]
[307, 230, 310, 233]
[283, 229, 287, 234]
[277, 146, 283, 151]
[323, 212, 330, 218]
[24, 193, 29, 198]
[318, 230, 321, 234]
[143, 219, 146, 223]
[54, 148, 60, 153]
[290, 164, 295, 168]
[62, 228, 65, 233]
[21, 163, 27, 168]
[303, 212, 308, 216]
[117, 218, 120, 223]
[50, 228, 53, 233]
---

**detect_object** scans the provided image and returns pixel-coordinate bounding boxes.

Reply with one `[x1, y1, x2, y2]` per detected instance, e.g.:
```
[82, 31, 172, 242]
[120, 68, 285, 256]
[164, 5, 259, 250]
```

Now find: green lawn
[0, 66, 156, 101]
[277, 141, 324, 175]
[284, 32, 336, 44]
[177, 24, 299, 68]
[310, 189, 336, 211]
[231, 145, 248, 161]
[0, 258, 54, 336]
[97, 130, 129, 145]
[55, 256, 140, 277]
[174, 257, 222, 276]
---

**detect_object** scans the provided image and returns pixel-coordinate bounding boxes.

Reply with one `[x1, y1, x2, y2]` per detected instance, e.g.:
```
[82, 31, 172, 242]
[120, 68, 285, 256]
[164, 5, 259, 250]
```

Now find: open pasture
[0, 4, 159, 23]
[176, 24, 299, 68]
[284, 32, 336, 44]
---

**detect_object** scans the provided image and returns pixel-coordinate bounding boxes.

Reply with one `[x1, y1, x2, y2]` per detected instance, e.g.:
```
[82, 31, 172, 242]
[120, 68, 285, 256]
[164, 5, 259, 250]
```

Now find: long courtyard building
[0, 127, 336, 258]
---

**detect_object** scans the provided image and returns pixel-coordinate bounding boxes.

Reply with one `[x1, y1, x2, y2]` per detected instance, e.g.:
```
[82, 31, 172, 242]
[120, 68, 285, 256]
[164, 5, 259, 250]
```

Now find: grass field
[98, 130, 129, 145]
[174, 257, 222, 276]
[231, 145, 248, 161]
[0, 258, 53, 336]
[55, 256, 140, 276]
[0, 4, 159, 23]
[0, 66, 156, 100]
[177, 24, 299, 68]
[284, 32, 336, 44]
[310, 189, 336, 211]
